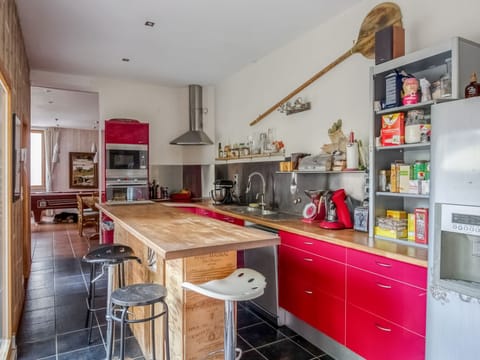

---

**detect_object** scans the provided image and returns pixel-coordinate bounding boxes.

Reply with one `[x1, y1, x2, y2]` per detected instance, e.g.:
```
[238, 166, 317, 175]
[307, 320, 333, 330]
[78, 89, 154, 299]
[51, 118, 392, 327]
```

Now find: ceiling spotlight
[144, 21, 155, 27]
[48, 100, 54, 104]
[122, 58, 130, 62]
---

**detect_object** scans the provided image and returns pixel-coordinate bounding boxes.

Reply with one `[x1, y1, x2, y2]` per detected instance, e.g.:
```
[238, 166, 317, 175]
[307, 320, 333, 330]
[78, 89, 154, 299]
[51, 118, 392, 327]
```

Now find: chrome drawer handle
[303, 258, 313, 262]
[375, 323, 392, 332]
[304, 290, 313, 295]
[375, 261, 392, 268]
[376, 282, 392, 289]
[304, 241, 314, 245]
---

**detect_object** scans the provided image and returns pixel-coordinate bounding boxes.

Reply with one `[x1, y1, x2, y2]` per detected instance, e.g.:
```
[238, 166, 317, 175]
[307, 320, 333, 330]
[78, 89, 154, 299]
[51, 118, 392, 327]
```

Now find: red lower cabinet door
[279, 274, 345, 344]
[213, 213, 244, 226]
[346, 304, 425, 360]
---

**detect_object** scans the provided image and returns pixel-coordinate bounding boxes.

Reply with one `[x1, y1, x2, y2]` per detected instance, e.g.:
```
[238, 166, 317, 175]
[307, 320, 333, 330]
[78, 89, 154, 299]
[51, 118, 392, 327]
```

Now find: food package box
[415, 208, 429, 244]
[390, 162, 402, 193]
[398, 164, 412, 193]
[408, 180, 421, 194]
[386, 210, 407, 219]
[408, 213, 415, 241]
[381, 112, 405, 146]
[420, 180, 430, 195]
[375, 226, 407, 239]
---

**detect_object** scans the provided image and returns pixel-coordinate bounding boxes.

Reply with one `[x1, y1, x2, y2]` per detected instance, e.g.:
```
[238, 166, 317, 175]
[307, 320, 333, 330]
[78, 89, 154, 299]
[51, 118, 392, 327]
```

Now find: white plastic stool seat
[182, 268, 266, 301]
[182, 268, 266, 360]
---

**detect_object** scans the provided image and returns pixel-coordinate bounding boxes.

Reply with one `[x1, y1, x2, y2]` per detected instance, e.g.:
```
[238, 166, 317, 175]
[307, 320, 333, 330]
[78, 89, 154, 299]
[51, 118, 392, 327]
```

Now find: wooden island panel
[115, 221, 237, 360]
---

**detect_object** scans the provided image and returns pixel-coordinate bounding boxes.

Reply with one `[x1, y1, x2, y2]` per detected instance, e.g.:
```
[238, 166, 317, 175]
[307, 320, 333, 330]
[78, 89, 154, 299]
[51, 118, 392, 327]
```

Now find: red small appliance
[319, 189, 353, 230]
[302, 190, 326, 223]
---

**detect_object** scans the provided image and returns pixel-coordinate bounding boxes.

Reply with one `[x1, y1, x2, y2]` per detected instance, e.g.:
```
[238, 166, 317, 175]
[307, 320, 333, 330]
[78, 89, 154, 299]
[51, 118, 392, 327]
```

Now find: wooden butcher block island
[98, 202, 278, 360]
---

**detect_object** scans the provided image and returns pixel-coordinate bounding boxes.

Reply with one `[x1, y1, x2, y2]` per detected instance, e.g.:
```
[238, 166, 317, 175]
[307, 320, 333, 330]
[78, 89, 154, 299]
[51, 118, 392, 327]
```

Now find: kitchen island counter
[99, 202, 279, 259]
[97, 202, 278, 360]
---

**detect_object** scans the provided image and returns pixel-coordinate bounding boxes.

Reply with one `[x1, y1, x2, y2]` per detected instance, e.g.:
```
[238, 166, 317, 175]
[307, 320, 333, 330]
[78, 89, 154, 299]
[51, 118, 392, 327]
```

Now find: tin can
[412, 160, 427, 180]
[378, 170, 388, 192]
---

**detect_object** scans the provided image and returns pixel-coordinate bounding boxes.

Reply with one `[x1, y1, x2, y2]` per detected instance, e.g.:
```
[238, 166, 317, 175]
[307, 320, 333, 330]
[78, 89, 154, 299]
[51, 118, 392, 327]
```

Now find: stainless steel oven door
[105, 183, 149, 203]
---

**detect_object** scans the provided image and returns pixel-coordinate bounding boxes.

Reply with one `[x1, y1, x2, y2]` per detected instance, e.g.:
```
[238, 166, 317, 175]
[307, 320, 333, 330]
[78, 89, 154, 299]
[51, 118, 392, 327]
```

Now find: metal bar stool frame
[182, 268, 266, 360]
[81, 244, 140, 358]
[109, 283, 170, 360]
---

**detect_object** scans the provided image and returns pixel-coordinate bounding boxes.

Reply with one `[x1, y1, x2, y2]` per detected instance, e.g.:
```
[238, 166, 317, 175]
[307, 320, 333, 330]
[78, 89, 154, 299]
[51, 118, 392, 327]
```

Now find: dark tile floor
[17, 222, 335, 360]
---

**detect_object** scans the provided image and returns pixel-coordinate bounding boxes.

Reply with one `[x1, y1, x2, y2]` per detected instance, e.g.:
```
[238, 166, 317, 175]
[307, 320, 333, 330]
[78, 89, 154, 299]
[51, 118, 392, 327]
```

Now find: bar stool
[110, 283, 170, 360]
[182, 268, 266, 360]
[82, 244, 140, 348]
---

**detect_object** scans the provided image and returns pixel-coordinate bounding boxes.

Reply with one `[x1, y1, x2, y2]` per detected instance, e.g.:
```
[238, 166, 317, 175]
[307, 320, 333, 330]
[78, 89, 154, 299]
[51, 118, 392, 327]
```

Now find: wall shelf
[376, 191, 429, 199]
[215, 152, 285, 164]
[276, 170, 366, 174]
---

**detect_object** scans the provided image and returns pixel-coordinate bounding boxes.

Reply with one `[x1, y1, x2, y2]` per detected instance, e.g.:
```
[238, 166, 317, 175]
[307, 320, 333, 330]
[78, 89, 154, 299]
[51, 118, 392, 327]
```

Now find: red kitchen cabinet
[347, 266, 426, 335]
[347, 304, 425, 360]
[213, 212, 244, 226]
[195, 208, 216, 218]
[347, 248, 427, 288]
[105, 120, 149, 144]
[346, 248, 427, 359]
[278, 230, 346, 344]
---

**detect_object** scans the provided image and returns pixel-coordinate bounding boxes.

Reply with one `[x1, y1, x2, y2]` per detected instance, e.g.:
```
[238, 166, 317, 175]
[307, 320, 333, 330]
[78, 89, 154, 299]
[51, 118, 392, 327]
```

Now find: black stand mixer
[210, 179, 235, 205]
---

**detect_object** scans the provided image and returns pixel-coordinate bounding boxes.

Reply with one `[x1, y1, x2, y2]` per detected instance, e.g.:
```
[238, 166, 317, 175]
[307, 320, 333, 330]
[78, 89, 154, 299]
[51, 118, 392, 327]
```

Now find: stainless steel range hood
[170, 85, 213, 145]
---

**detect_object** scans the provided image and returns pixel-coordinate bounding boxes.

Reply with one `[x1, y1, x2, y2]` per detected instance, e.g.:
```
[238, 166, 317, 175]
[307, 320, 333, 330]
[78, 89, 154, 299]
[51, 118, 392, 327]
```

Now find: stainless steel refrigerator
[427, 97, 480, 359]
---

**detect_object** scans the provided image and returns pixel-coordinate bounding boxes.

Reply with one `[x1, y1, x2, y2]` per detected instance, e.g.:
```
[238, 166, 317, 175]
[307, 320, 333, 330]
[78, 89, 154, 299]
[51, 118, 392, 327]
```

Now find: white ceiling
[16, 0, 360, 128]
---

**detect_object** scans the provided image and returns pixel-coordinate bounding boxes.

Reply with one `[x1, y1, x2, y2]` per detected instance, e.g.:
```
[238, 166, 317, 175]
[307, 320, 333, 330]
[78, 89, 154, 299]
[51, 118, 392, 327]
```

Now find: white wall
[30, 70, 216, 166]
[215, 0, 480, 156]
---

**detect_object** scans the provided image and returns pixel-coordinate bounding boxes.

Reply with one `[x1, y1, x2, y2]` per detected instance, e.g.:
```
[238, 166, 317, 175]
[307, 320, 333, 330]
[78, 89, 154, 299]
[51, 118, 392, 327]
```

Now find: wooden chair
[76, 194, 99, 236]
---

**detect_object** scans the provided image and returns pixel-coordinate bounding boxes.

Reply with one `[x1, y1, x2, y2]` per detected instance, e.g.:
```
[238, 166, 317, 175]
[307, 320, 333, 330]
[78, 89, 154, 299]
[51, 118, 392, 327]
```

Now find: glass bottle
[465, 72, 480, 98]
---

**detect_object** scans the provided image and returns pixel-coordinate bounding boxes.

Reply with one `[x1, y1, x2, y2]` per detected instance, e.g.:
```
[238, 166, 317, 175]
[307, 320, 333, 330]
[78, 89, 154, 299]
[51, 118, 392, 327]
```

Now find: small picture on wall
[69, 152, 97, 189]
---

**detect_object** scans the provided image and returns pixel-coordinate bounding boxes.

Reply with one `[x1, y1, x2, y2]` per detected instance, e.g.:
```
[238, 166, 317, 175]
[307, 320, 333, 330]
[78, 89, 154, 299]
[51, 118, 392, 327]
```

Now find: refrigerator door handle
[376, 282, 392, 289]
[375, 323, 392, 332]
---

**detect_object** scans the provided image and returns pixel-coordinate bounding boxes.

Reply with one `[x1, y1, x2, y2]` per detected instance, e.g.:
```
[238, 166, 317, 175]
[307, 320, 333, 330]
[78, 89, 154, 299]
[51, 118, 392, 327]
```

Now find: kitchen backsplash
[215, 162, 366, 216]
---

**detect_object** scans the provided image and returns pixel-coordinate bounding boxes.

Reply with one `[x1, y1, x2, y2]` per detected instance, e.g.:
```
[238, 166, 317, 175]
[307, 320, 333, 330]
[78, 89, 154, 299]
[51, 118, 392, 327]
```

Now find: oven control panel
[441, 204, 480, 235]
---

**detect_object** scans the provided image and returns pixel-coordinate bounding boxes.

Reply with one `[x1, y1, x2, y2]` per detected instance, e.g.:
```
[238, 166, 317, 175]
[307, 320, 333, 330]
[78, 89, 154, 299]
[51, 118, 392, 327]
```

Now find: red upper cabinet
[105, 119, 149, 144]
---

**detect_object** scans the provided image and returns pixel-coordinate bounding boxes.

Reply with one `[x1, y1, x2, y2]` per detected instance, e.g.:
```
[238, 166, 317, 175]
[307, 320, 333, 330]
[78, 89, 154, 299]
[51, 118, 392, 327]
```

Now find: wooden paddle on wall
[249, 2, 403, 126]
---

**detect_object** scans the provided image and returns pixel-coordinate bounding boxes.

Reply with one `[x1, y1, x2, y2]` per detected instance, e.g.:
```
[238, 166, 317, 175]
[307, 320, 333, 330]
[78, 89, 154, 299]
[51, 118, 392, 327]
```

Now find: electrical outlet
[233, 174, 239, 184]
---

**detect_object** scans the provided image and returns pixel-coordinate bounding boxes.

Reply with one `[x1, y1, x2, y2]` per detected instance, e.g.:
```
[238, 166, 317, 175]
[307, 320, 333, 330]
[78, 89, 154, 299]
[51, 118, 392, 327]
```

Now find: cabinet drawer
[347, 248, 427, 288]
[213, 213, 244, 226]
[279, 231, 345, 262]
[347, 304, 425, 360]
[347, 266, 426, 335]
[279, 245, 345, 298]
[279, 277, 345, 344]
[195, 208, 216, 218]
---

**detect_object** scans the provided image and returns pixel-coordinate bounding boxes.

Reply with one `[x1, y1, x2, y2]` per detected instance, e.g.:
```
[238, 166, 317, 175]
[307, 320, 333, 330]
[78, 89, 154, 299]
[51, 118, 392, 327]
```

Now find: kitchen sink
[220, 205, 299, 221]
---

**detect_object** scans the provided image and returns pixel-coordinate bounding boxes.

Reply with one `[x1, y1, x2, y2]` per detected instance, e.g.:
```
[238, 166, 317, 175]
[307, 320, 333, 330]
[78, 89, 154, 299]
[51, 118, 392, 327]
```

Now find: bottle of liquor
[465, 72, 480, 98]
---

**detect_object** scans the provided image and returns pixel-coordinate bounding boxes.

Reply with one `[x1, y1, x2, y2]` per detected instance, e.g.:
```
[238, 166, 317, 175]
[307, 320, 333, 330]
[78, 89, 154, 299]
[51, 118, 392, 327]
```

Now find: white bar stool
[182, 268, 266, 360]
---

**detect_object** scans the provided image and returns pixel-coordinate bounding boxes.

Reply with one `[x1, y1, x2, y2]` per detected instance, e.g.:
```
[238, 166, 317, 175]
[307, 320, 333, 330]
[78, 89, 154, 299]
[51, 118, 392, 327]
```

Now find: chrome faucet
[246, 172, 266, 211]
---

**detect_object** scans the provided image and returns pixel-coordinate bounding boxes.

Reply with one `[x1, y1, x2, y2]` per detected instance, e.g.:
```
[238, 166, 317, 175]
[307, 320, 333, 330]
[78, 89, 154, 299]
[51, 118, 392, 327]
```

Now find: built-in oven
[106, 143, 147, 171]
[433, 203, 480, 298]
[105, 178, 150, 203]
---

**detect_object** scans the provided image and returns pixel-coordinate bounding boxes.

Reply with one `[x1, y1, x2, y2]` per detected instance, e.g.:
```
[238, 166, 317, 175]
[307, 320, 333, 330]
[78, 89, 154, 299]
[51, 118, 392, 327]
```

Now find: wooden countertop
[169, 201, 428, 267]
[98, 202, 279, 260]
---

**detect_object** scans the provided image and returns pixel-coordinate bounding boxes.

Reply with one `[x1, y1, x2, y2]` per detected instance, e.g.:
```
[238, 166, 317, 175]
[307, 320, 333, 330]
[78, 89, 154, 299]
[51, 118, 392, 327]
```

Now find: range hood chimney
[170, 85, 213, 145]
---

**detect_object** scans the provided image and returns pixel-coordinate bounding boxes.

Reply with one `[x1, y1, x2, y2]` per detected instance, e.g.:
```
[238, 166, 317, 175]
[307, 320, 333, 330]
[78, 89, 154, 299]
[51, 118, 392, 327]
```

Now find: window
[30, 130, 45, 189]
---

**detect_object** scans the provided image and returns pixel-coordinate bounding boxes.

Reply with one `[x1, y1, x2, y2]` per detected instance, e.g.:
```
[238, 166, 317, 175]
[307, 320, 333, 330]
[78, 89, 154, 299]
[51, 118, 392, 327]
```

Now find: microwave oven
[106, 143, 147, 170]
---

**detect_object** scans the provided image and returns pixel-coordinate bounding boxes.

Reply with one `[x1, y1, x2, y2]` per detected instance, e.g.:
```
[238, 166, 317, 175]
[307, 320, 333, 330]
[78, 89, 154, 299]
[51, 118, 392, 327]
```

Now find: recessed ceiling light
[145, 21, 155, 27]
[48, 101, 54, 104]
[122, 58, 130, 62]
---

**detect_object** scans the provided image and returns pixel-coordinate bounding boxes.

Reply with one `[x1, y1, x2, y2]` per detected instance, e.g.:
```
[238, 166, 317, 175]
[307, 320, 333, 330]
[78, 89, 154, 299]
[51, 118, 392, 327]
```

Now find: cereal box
[381, 112, 405, 146]
[415, 208, 429, 244]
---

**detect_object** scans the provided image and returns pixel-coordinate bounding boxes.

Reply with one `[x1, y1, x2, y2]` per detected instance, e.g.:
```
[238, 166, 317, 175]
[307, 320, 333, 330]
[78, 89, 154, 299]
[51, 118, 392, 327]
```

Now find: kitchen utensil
[249, 2, 403, 126]
[290, 172, 297, 195]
